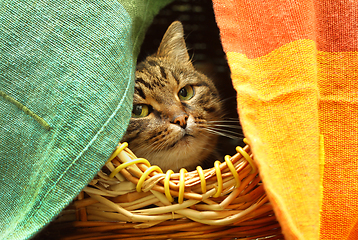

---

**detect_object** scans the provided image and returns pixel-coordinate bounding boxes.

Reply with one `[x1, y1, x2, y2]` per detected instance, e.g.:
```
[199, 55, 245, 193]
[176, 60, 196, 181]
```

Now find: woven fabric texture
[0, 0, 171, 239]
[213, 0, 358, 239]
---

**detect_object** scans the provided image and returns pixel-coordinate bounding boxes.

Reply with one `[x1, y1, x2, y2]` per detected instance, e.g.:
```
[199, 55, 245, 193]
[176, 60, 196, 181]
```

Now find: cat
[122, 21, 236, 172]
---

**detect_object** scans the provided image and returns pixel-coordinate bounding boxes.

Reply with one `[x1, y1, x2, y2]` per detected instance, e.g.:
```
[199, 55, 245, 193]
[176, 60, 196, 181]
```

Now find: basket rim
[104, 140, 256, 203]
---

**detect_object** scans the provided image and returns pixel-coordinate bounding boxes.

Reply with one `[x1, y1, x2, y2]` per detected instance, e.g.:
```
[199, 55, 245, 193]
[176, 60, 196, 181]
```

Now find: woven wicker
[47, 141, 283, 240]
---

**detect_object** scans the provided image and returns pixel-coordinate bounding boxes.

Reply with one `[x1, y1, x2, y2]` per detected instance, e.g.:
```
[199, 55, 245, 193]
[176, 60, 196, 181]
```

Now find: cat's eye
[178, 85, 194, 101]
[132, 104, 150, 118]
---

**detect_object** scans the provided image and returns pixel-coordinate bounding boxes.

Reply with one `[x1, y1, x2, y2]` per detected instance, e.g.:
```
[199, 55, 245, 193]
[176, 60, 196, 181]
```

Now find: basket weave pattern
[55, 142, 283, 240]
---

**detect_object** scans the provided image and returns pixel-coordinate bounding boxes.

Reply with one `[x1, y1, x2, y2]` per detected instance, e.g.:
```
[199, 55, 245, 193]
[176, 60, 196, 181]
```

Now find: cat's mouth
[182, 133, 194, 141]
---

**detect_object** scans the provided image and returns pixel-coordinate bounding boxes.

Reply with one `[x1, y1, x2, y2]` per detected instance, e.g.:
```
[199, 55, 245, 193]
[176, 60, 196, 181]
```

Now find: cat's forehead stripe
[171, 70, 180, 85]
[134, 86, 146, 100]
[145, 59, 158, 67]
[151, 77, 166, 88]
[146, 65, 171, 85]
[136, 77, 153, 90]
[159, 66, 167, 79]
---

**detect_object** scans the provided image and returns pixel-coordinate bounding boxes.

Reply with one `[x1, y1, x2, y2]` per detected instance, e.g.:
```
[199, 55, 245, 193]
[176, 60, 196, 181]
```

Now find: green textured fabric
[0, 0, 171, 239]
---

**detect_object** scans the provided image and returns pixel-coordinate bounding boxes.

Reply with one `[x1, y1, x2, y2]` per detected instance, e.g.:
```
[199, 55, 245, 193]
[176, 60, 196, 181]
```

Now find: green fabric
[0, 0, 171, 239]
[121, 0, 172, 60]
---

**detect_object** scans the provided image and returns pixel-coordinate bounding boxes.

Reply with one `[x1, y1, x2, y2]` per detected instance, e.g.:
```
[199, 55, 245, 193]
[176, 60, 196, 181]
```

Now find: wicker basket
[46, 141, 283, 240]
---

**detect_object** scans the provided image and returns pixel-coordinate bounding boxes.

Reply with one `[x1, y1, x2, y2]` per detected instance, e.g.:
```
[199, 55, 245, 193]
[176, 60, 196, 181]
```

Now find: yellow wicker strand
[85, 208, 132, 222]
[118, 196, 159, 211]
[134, 198, 201, 215]
[175, 208, 243, 221]
[105, 161, 126, 182]
[150, 190, 172, 206]
[186, 195, 269, 226]
[224, 155, 241, 188]
[136, 186, 218, 215]
[141, 173, 166, 192]
[117, 194, 156, 208]
[136, 166, 163, 192]
[109, 158, 151, 178]
[243, 138, 249, 145]
[164, 170, 175, 202]
[196, 166, 206, 194]
[88, 183, 134, 196]
[213, 161, 223, 198]
[86, 193, 134, 218]
[106, 142, 128, 164]
[219, 173, 258, 210]
[88, 193, 183, 222]
[178, 168, 188, 204]
[236, 146, 257, 174]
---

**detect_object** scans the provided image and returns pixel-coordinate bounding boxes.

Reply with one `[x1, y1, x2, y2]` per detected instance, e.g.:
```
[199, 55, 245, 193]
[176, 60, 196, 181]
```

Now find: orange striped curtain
[212, 1, 358, 239]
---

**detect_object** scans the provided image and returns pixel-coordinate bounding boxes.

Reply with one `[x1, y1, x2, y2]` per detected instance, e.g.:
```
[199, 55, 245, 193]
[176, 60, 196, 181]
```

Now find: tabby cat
[122, 21, 231, 172]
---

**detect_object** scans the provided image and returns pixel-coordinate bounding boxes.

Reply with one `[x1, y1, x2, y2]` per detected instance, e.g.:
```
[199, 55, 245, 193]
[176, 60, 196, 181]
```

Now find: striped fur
[122, 21, 223, 172]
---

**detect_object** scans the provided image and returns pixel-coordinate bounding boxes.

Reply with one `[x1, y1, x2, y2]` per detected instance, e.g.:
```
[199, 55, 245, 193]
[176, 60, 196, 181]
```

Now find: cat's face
[122, 21, 223, 172]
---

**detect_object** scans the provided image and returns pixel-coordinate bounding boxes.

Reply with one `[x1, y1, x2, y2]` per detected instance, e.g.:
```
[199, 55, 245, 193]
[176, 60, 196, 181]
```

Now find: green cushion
[0, 0, 171, 239]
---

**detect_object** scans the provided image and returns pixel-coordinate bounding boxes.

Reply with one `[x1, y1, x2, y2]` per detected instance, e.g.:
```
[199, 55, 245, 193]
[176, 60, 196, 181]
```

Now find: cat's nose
[172, 114, 189, 128]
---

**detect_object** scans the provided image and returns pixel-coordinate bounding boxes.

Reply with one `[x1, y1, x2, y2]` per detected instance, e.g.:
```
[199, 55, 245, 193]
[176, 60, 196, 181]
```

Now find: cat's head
[122, 21, 223, 172]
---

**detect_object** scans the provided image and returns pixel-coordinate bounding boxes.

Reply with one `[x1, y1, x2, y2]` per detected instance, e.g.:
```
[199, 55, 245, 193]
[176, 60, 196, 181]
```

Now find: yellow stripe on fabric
[227, 39, 320, 240]
[319, 134, 325, 233]
[0, 90, 51, 131]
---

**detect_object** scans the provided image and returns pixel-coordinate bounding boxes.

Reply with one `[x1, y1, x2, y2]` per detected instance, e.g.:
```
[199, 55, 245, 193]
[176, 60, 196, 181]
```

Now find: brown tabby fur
[122, 21, 224, 172]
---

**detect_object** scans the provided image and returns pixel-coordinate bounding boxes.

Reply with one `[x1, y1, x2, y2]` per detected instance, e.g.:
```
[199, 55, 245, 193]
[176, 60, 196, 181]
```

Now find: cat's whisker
[207, 120, 240, 124]
[137, 143, 154, 155]
[203, 127, 243, 140]
[150, 141, 167, 153]
[216, 96, 237, 106]
[206, 127, 244, 138]
[206, 123, 241, 128]
[206, 124, 242, 130]
[155, 136, 175, 152]
[139, 140, 164, 154]
[205, 125, 243, 134]
[226, 117, 241, 121]
[157, 142, 169, 152]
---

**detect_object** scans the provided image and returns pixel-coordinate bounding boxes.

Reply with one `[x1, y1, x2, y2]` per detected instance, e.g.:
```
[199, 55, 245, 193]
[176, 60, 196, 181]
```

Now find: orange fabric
[316, 1, 358, 52]
[212, 0, 316, 58]
[318, 51, 358, 239]
[212, 0, 358, 240]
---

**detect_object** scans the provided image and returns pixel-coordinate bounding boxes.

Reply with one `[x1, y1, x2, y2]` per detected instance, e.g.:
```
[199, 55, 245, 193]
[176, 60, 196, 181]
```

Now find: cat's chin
[169, 133, 194, 148]
[135, 133, 217, 172]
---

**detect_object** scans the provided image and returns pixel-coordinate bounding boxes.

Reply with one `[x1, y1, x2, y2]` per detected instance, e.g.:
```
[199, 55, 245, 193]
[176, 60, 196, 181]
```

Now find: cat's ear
[156, 21, 191, 64]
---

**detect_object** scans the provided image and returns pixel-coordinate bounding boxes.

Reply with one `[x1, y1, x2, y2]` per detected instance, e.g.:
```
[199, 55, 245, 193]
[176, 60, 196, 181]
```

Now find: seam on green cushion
[51, 70, 132, 192]
[52, 67, 132, 187]
[0, 90, 51, 131]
